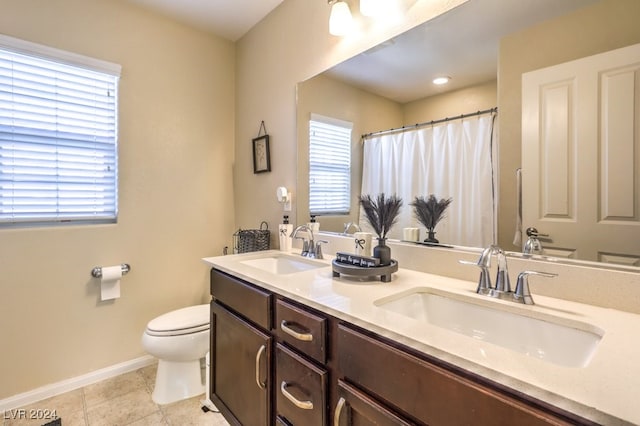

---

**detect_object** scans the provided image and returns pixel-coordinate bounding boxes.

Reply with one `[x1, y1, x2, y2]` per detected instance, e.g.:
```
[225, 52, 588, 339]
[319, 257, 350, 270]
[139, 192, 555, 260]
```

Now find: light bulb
[329, 1, 353, 36]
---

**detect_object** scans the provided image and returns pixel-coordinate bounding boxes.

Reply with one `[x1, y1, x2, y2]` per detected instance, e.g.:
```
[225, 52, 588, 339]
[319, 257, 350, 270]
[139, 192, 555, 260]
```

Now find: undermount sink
[375, 288, 603, 368]
[239, 254, 327, 275]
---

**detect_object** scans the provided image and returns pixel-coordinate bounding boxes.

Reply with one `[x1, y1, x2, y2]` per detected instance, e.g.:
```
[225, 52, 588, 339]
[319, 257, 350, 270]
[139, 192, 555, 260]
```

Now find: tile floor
[2, 363, 229, 426]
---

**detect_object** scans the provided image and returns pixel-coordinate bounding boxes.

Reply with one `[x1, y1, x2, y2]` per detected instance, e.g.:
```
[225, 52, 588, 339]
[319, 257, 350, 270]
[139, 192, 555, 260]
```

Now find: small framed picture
[252, 135, 271, 173]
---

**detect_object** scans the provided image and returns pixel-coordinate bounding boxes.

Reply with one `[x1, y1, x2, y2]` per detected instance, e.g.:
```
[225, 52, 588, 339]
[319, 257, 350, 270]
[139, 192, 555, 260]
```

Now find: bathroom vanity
[204, 250, 640, 425]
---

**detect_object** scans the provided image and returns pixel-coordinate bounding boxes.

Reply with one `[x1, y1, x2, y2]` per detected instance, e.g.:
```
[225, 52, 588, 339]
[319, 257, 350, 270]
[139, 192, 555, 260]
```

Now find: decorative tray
[332, 259, 398, 283]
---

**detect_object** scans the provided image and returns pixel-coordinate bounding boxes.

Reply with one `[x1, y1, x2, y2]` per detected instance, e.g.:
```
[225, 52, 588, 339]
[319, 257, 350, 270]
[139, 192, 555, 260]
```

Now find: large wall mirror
[296, 0, 640, 269]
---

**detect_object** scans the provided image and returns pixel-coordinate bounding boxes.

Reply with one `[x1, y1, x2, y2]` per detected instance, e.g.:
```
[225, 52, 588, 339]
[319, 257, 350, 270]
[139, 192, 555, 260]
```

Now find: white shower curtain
[360, 113, 497, 247]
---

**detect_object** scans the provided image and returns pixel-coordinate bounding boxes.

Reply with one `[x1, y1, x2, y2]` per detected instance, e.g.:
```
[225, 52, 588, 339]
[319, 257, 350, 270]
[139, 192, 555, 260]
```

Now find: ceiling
[127, 0, 284, 41]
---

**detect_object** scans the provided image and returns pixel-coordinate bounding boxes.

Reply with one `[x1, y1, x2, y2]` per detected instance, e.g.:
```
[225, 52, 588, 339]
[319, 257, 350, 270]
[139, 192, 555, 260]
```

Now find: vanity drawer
[276, 343, 328, 426]
[210, 269, 272, 330]
[275, 299, 327, 364]
[337, 324, 575, 426]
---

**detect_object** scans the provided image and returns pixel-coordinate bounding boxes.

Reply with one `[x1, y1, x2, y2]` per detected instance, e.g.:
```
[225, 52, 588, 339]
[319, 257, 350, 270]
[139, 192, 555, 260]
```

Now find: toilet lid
[146, 304, 210, 336]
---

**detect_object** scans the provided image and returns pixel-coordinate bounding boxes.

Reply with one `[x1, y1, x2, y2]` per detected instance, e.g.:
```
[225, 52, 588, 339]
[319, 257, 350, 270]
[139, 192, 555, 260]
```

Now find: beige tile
[83, 371, 147, 408]
[62, 409, 87, 426]
[126, 410, 167, 426]
[4, 412, 61, 426]
[162, 396, 229, 426]
[137, 363, 158, 392]
[86, 388, 158, 426]
[4, 388, 84, 426]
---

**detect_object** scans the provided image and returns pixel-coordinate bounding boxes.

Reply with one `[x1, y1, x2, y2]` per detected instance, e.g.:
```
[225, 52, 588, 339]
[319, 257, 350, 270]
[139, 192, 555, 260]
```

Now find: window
[309, 113, 352, 215]
[0, 35, 121, 226]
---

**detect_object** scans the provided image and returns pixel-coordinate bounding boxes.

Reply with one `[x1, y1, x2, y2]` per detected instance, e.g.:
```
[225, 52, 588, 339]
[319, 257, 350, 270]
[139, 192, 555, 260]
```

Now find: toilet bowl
[141, 304, 210, 405]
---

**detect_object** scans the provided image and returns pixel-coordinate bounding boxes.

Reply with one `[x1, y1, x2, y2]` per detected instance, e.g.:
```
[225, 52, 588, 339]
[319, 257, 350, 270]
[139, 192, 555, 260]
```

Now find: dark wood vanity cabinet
[210, 268, 595, 426]
[210, 270, 273, 425]
[336, 324, 589, 426]
[210, 269, 330, 426]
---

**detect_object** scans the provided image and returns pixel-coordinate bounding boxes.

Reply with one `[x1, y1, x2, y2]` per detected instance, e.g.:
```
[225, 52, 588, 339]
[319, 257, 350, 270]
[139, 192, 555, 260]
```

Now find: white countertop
[203, 250, 640, 425]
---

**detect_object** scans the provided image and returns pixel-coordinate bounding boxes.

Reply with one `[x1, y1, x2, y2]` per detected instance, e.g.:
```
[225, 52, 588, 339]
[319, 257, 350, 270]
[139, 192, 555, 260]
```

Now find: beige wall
[296, 74, 404, 233]
[403, 80, 497, 125]
[497, 0, 640, 249]
[234, 0, 467, 240]
[0, 0, 235, 398]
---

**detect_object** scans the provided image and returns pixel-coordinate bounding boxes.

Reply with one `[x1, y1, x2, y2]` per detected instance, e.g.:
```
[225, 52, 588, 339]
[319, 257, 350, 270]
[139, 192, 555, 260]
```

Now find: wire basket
[233, 221, 271, 254]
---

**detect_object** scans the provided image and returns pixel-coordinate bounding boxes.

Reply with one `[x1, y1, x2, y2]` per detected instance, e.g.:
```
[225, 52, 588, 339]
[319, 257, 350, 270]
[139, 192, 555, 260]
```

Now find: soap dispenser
[308, 214, 320, 234]
[279, 215, 293, 252]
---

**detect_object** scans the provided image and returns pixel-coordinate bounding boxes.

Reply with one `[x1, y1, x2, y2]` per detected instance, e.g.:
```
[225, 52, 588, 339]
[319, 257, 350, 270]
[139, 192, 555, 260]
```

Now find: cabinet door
[522, 42, 640, 263]
[211, 301, 272, 426]
[334, 379, 414, 426]
[276, 343, 328, 425]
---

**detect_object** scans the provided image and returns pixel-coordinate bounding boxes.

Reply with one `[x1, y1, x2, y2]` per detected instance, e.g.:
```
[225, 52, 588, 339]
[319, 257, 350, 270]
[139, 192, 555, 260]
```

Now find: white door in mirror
[522, 42, 640, 265]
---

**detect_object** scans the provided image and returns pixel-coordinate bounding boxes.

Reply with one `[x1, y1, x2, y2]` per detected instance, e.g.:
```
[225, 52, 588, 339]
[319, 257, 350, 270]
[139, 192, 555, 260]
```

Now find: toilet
[141, 304, 210, 405]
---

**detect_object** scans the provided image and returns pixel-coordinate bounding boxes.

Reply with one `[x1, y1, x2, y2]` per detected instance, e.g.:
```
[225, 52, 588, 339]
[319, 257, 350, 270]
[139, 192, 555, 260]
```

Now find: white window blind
[309, 114, 352, 215]
[0, 35, 121, 226]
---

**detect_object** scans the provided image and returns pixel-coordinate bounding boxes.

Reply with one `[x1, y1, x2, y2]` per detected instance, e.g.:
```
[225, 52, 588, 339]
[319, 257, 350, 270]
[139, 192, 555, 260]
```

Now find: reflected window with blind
[0, 35, 121, 227]
[308, 113, 352, 215]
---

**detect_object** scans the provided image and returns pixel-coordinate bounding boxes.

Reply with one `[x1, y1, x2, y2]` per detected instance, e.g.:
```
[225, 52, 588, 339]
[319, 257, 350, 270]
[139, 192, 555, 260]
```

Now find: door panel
[522, 42, 640, 264]
[211, 301, 271, 426]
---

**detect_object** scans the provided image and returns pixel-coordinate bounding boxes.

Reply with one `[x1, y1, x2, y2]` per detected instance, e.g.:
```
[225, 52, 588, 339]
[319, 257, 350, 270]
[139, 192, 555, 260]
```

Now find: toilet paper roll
[354, 232, 372, 257]
[100, 265, 122, 301]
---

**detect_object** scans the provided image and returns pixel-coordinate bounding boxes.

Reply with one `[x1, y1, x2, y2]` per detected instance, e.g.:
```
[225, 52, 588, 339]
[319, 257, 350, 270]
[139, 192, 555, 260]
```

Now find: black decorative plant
[359, 193, 403, 265]
[411, 195, 453, 244]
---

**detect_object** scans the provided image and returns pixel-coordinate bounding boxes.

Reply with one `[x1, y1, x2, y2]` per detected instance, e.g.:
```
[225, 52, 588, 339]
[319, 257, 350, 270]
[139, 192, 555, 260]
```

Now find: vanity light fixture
[329, 0, 353, 36]
[433, 76, 451, 85]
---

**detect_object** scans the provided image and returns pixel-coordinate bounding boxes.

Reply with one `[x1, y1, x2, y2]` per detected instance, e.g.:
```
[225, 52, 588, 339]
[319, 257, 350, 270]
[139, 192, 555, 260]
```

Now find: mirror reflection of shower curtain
[360, 113, 497, 246]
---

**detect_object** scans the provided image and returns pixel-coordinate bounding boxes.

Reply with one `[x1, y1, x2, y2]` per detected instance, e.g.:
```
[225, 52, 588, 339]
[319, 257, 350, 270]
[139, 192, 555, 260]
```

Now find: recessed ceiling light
[433, 76, 451, 85]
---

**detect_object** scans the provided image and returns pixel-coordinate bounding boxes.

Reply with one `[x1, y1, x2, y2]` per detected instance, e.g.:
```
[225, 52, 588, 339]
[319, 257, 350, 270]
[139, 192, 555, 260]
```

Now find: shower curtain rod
[361, 107, 498, 139]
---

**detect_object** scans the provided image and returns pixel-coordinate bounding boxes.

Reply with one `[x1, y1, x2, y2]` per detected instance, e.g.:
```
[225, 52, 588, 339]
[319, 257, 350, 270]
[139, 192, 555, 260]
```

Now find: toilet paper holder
[91, 264, 131, 278]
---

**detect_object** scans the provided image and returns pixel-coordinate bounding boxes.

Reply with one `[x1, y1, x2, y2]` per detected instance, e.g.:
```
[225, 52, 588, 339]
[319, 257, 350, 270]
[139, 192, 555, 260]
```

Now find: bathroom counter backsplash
[311, 233, 640, 315]
[203, 247, 640, 426]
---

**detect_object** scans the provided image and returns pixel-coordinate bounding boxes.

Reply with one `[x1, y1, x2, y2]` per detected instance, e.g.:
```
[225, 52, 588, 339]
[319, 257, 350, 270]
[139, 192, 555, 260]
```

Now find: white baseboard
[0, 355, 156, 413]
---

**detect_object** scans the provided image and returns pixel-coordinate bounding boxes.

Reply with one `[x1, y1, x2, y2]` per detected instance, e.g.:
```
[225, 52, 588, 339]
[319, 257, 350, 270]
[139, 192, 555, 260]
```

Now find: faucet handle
[513, 270, 557, 305]
[314, 240, 329, 259]
[525, 227, 549, 238]
[459, 260, 492, 295]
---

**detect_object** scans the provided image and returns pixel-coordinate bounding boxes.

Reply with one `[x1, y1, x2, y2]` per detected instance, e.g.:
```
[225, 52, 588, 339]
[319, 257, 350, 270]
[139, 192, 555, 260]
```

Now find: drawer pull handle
[334, 396, 346, 425]
[280, 381, 314, 410]
[280, 320, 313, 342]
[255, 344, 266, 389]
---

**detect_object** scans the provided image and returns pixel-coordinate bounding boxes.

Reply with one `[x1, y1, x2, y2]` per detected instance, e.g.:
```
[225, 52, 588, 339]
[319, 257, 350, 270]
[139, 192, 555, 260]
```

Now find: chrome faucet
[460, 245, 556, 305]
[290, 225, 327, 259]
[523, 227, 547, 255]
[342, 222, 361, 235]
